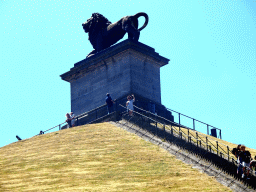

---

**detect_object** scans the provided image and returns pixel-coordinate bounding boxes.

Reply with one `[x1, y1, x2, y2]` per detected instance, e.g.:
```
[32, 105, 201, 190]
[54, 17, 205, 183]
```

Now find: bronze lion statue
[82, 12, 149, 58]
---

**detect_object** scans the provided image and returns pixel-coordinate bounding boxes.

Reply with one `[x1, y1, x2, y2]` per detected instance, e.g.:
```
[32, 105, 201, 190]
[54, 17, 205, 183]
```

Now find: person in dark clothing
[239, 145, 251, 178]
[232, 144, 242, 175]
[105, 93, 115, 114]
[232, 144, 241, 158]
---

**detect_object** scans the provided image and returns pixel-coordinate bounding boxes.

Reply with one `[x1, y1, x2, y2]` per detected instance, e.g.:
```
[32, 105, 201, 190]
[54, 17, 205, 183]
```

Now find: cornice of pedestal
[60, 39, 170, 82]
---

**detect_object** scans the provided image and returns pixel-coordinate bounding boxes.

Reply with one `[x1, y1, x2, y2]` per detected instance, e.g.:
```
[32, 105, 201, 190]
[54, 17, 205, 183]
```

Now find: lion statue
[82, 12, 149, 58]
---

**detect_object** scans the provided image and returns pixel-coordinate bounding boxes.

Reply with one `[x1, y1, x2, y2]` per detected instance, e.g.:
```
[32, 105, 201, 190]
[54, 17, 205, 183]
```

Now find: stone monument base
[60, 39, 172, 121]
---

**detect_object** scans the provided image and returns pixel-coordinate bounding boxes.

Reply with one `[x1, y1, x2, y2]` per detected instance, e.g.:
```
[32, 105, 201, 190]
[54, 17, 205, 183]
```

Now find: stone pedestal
[60, 39, 169, 116]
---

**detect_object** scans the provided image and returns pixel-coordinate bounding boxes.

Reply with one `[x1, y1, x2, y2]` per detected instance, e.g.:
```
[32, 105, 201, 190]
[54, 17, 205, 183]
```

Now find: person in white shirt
[126, 94, 135, 116]
[70, 112, 75, 127]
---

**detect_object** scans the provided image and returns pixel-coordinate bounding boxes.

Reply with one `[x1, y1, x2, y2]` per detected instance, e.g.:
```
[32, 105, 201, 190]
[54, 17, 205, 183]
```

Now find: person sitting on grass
[239, 145, 251, 179]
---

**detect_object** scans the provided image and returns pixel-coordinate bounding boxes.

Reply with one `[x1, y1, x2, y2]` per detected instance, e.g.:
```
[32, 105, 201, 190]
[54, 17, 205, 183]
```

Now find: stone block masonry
[60, 39, 169, 116]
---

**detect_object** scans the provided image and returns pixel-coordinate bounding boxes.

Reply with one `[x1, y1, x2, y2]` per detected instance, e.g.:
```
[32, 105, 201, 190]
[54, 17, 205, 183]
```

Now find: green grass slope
[0, 123, 232, 192]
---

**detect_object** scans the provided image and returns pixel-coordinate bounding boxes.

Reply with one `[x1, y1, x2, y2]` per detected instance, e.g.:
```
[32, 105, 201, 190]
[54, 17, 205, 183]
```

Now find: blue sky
[1, 0, 256, 149]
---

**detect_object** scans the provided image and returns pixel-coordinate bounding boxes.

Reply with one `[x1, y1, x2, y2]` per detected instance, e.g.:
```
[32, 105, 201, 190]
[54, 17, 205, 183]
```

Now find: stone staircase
[113, 112, 256, 191]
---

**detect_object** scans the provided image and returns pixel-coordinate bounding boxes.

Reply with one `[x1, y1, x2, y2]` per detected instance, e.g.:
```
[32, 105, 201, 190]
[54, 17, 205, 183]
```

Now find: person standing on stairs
[240, 145, 251, 179]
[126, 94, 135, 116]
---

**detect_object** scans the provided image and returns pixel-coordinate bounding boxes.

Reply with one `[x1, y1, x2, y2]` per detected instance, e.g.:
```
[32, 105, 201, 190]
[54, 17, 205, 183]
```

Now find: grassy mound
[0, 123, 232, 191]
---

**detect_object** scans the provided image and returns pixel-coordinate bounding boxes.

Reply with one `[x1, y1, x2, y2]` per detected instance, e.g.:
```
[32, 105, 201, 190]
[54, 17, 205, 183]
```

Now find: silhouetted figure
[65, 113, 72, 128]
[16, 135, 22, 141]
[105, 93, 115, 114]
[232, 144, 242, 175]
[39, 130, 44, 135]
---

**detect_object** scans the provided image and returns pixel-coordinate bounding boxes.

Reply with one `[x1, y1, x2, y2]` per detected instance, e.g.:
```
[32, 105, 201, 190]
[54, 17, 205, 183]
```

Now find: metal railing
[165, 107, 222, 139]
[37, 105, 107, 135]
[126, 105, 256, 172]
[38, 97, 222, 140]
[37, 97, 127, 135]
[118, 104, 256, 190]
[131, 105, 232, 161]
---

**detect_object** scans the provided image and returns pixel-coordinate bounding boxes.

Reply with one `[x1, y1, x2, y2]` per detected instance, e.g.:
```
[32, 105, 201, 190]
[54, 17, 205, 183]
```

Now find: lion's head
[82, 13, 112, 33]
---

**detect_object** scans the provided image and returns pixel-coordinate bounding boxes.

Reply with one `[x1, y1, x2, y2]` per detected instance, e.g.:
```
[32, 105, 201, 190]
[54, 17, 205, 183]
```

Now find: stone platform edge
[60, 39, 170, 82]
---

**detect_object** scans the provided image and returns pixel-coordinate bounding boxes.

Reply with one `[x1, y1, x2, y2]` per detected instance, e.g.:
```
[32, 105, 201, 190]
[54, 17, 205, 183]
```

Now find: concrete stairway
[113, 113, 256, 191]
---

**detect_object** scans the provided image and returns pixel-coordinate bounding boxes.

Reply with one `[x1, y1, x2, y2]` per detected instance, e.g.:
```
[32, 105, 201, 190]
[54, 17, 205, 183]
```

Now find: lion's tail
[134, 12, 149, 31]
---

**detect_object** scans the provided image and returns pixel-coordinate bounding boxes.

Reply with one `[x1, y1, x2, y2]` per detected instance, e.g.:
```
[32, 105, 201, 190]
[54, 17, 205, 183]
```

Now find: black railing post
[155, 121, 157, 135]
[178, 113, 181, 132]
[219, 129, 222, 139]
[59, 124, 61, 130]
[206, 137, 208, 151]
[207, 124, 209, 135]
[193, 119, 195, 130]
[216, 141, 219, 155]
[227, 146, 230, 161]
[163, 124, 166, 139]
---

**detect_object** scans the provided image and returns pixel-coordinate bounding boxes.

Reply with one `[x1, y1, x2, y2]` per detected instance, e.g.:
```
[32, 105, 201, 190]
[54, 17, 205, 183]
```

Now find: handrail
[165, 123, 231, 159]
[37, 104, 107, 135]
[38, 99, 229, 158]
[165, 107, 222, 138]
[135, 104, 222, 138]
[124, 104, 234, 163]
[138, 106, 240, 170]
[37, 97, 126, 135]
[134, 105, 229, 149]
[38, 96, 223, 139]
[133, 105, 191, 130]
[165, 107, 221, 130]
[76, 102, 108, 119]
[43, 122, 66, 133]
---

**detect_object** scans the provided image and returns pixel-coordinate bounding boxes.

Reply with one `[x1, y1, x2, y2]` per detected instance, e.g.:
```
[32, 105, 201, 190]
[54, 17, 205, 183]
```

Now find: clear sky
[1, 0, 256, 149]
